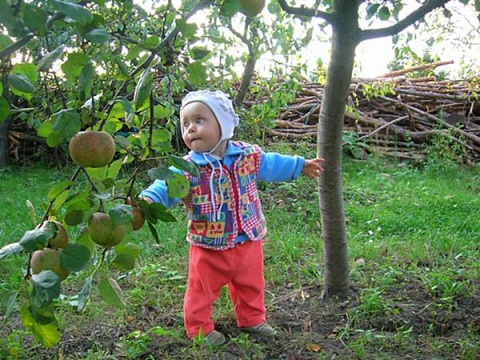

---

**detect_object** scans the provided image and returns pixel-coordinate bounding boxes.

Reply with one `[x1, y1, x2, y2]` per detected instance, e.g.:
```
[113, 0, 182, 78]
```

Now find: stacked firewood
[8, 62, 480, 164]
[263, 62, 480, 163]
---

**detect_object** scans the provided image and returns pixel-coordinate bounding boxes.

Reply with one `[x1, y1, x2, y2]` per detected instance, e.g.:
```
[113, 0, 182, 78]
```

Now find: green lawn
[1, 151, 480, 359]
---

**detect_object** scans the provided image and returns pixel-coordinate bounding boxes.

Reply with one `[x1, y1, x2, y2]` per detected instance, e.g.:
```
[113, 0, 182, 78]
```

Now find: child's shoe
[240, 322, 277, 337]
[204, 330, 226, 346]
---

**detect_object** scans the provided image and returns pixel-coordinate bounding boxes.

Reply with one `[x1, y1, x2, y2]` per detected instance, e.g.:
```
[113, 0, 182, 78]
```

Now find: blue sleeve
[139, 167, 183, 208]
[258, 151, 305, 182]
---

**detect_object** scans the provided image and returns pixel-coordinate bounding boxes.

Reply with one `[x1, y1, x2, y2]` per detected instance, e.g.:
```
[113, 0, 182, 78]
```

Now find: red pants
[184, 240, 266, 338]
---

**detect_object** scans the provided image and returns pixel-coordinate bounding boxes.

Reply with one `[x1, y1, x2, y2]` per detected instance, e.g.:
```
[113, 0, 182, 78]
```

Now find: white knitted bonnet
[180, 90, 239, 141]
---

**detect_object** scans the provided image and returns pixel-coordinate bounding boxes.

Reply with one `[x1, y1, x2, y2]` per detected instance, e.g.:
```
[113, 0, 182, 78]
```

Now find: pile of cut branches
[265, 62, 480, 163]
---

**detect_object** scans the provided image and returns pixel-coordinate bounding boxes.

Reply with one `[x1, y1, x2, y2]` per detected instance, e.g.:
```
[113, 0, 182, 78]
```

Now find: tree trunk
[233, 17, 258, 107]
[0, 116, 12, 168]
[317, 1, 360, 298]
[234, 50, 256, 106]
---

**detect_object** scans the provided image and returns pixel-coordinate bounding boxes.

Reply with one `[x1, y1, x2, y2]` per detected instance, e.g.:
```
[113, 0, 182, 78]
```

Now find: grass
[0, 166, 71, 239]
[1, 147, 480, 359]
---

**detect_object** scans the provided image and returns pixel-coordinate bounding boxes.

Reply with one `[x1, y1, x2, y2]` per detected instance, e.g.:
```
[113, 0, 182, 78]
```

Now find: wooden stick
[378, 60, 454, 78]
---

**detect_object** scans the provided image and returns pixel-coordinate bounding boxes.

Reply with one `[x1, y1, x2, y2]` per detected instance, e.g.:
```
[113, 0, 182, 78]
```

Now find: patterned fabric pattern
[183, 141, 267, 250]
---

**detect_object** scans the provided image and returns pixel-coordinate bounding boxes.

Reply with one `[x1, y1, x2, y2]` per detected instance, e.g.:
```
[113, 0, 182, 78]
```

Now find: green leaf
[85, 165, 108, 180]
[24, 4, 48, 36]
[83, 28, 109, 43]
[51, 108, 81, 134]
[8, 63, 38, 100]
[106, 158, 123, 179]
[31, 271, 61, 309]
[175, 18, 197, 39]
[51, 189, 70, 214]
[115, 242, 141, 257]
[102, 118, 123, 134]
[47, 180, 74, 201]
[0, 1, 24, 36]
[187, 62, 207, 86]
[3, 290, 18, 319]
[112, 253, 135, 270]
[79, 62, 94, 97]
[114, 97, 135, 124]
[147, 166, 175, 181]
[147, 221, 160, 243]
[140, 201, 156, 225]
[36, 120, 52, 138]
[63, 209, 86, 226]
[60, 243, 90, 272]
[46, 131, 64, 147]
[151, 128, 172, 148]
[19, 227, 53, 252]
[366, 3, 380, 20]
[0, 242, 24, 260]
[220, 0, 242, 16]
[148, 203, 177, 223]
[101, 177, 116, 189]
[27, 303, 57, 325]
[190, 46, 211, 60]
[126, 44, 142, 61]
[99, 277, 126, 309]
[75, 230, 95, 256]
[378, 6, 390, 21]
[0, 97, 8, 123]
[167, 173, 190, 199]
[8, 73, 34, 93]
[139, 35, 160, 50]
[77, 276, 93, 312]
[169, 155, 200, 177]
[64, 191, 91, 208]
[134, 68, 153, 111]
[109, 204, 133, 225]
[20, 304, 60, 348]
[133, 3, 148, 16]
[52, 0, 93, 24]
[37, 45, 65, 72]
[50, 109, 82, 140]
[153, 105, 172, 120]
[61, 52, 88, 82]
[95, 190, 113, 200]
[14, 62, 39, 83]
[65, 199, 93, 223]
[109, 100, 127, 120]
[114, 56, 130, 77]
[0, 34, 14, 51]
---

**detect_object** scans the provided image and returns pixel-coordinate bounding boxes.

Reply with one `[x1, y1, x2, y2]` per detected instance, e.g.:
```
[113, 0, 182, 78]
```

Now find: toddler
[140, 90, 324, 346]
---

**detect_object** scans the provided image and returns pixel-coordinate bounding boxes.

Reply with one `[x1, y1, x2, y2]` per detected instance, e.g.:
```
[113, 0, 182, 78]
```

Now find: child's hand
[128, 196, 154, 205]
[302, 157, 325, 178]
[138, 196, 154, 204]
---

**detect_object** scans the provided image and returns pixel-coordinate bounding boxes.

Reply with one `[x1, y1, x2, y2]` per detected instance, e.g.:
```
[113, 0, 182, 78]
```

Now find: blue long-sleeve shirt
[140, 141, 306, 208]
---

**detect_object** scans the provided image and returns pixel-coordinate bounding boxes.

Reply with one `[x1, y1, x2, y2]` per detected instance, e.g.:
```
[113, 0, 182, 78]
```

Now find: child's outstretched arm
[302, 157, 325, 178]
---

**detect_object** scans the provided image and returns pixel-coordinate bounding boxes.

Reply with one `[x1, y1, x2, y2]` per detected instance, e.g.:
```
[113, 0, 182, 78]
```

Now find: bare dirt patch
[4, 278, 479, 359]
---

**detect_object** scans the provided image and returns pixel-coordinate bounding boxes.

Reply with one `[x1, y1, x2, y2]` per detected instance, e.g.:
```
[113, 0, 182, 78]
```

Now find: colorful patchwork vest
[183, 141, 267, 250]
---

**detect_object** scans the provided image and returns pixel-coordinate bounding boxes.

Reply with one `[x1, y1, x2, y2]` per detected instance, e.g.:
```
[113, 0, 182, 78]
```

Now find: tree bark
[0, 116, 13, 168]
[235, 50, 257, 106]
[231, 18, 259, 106]
[317, 0, 361, 298]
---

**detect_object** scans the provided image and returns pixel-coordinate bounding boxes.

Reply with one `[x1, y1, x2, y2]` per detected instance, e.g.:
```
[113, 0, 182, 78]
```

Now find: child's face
[181, 101, 222, 153]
